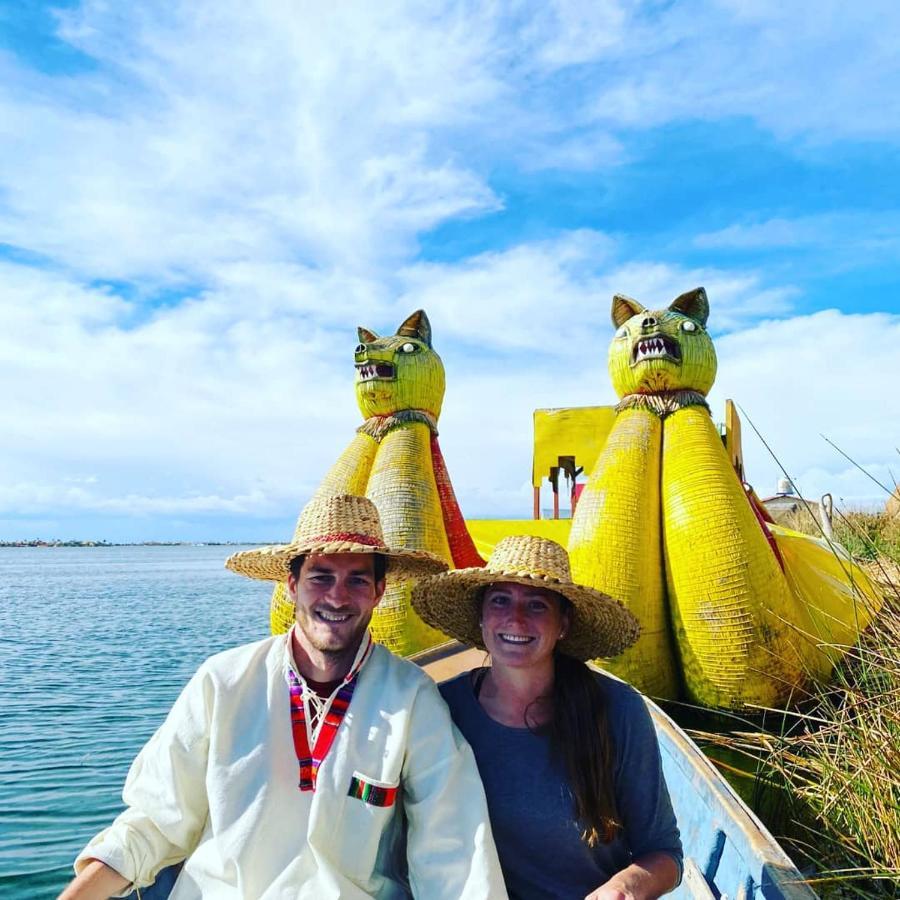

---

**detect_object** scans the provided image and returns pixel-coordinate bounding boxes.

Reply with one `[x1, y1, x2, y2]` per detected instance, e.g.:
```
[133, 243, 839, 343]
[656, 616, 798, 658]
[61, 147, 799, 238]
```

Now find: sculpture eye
[355, 343, 366, 353]
[681, 320, 697, 333]
[400, 342, 417, 353]
[615, 325, 628, 339]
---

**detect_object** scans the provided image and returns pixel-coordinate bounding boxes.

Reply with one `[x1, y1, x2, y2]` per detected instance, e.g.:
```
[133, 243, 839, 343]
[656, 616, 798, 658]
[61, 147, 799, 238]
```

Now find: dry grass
[693, 511, 900, 897]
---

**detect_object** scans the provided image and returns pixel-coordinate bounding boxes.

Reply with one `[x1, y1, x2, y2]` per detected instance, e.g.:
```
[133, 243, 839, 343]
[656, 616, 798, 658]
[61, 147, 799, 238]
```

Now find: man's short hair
[289, 552, 388, 583]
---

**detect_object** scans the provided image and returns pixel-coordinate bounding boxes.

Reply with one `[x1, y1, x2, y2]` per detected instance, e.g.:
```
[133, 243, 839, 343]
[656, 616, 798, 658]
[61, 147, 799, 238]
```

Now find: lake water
[0, 546, 272, 898]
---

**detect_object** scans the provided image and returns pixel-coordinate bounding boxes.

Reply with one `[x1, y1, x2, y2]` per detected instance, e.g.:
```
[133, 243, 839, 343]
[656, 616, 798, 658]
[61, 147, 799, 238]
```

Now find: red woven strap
[304, 532, 382, 547]
[430, 435, 485, 568]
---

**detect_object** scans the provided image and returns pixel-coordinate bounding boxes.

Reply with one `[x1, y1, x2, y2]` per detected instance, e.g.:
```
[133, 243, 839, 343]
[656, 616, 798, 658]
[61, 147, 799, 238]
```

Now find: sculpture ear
[611, 294, 646, 329]
[396, 309, 432, 347]
[357, 327, 378, 344]
[669, 287, 709, 326]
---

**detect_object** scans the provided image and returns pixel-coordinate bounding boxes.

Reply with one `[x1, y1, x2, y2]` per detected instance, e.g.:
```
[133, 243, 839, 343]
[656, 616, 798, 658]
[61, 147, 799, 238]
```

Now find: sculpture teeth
[633, 336, 678, 362]
[637, 340, 665, 359]
[356, 362, 395, 382]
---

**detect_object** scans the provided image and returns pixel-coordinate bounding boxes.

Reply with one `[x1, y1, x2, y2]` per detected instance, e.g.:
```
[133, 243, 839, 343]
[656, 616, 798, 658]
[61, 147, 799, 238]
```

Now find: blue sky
[0, 0, 898, 541]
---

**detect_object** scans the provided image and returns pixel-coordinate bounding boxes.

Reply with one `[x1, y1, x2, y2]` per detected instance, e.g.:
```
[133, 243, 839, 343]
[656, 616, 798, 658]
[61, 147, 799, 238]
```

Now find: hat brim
[225, 540, 448, 583]
[410, 568, 640, 662]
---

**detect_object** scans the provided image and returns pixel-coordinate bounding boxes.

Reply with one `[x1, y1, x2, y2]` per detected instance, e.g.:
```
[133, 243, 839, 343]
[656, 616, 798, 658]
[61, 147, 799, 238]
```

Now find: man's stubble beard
[298, 611, 373, 659]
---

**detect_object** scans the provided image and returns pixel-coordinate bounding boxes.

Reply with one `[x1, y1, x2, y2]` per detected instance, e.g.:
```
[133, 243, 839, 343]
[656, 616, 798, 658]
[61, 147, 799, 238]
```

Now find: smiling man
[61, 494, 507, 900]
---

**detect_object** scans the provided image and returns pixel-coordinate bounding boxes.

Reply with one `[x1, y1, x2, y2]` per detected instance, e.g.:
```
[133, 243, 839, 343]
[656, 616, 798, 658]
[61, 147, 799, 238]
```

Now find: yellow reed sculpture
[271, 310, 482, 653]
[569, 287, 882, 708]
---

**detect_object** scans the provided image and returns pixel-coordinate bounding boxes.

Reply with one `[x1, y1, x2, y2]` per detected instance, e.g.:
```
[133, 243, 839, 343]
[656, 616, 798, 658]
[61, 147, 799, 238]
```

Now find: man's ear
[286, 572, 299, 600]
[373, 577, 387, 606]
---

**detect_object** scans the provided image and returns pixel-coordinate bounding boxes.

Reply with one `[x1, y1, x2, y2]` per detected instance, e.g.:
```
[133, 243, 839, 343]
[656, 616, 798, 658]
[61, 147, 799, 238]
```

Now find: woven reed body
[775, 525, 882, 676]
[365, 422, 451, 654]
[662, 407, 805, 707]
[569, 408, 679, 698]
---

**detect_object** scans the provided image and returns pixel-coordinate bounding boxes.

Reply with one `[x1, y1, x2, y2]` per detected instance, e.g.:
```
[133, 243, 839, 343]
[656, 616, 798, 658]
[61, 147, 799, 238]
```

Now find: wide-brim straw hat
[225, 494, 448, 582]
[411, 535, 640, 661]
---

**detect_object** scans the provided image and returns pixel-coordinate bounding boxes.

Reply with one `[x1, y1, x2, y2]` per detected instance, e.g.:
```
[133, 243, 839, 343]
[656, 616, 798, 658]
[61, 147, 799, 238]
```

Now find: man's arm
[585, 851, 681, 900]
[402, 680, 508, 900]
[58, 859, 129, 900]
[65, 666, 214, 895]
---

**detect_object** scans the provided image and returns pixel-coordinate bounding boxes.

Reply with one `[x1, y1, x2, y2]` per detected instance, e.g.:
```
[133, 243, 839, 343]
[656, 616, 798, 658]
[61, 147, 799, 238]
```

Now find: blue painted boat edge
[644, 695, 819, 900]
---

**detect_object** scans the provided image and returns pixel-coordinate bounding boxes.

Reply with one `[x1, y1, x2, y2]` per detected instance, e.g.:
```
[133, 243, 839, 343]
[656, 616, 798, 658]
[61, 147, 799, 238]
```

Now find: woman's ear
[559, 605, 573, 640]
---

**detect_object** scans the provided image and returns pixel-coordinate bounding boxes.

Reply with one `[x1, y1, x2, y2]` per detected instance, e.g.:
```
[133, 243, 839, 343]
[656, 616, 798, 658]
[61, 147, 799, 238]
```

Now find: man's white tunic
[75, 632, 507, 899]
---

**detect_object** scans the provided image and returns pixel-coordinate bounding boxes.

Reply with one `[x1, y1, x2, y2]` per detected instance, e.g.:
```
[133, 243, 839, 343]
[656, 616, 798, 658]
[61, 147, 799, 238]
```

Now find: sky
[1, 0, 898, 542]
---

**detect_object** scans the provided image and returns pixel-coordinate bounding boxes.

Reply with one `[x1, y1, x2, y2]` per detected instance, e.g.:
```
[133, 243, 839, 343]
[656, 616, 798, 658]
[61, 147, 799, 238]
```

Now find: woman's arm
[605, 683, 682, 893]
[585, 850, 680, 899]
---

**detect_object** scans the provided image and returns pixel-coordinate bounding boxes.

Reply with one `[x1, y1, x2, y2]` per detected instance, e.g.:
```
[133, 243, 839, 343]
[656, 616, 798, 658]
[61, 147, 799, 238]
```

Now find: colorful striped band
[348, 774, 398, 808]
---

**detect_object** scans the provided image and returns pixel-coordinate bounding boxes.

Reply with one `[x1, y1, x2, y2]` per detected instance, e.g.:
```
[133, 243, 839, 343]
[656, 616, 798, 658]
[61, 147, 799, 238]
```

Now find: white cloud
[710, 310, 900, 508]
[3, 0, 898, 294]
[583, 1, 900, 141]
[0, 1, 505, 281]
[397, 235, 799, 353]
[694, 213, 900, 268]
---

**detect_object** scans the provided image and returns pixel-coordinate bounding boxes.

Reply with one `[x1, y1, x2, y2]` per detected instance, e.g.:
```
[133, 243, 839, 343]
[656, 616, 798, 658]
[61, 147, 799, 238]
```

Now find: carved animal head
[354, 310, 445, 419]
[608, 287, 717, 398]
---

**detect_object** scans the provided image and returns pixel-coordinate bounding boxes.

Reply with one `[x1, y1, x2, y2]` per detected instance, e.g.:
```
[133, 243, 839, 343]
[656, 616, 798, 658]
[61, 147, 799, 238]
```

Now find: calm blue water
[0, 546, 272, 899]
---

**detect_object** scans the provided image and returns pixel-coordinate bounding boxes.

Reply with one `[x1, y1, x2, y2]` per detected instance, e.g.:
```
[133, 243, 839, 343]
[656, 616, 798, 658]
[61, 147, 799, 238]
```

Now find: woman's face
[480, 581, 570, 670]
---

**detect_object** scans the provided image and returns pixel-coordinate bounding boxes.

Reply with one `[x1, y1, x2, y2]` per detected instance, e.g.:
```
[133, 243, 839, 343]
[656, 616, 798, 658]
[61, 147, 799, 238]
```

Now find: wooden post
[550, 466, 560, 520]
[533, 486, 541, 520]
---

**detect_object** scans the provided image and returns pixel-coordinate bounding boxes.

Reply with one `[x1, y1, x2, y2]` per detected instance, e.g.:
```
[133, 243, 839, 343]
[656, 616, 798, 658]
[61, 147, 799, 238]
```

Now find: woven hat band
[487, 566, 569, 581]
[302, 532, 383, 548]
[485, 536, 572, 582]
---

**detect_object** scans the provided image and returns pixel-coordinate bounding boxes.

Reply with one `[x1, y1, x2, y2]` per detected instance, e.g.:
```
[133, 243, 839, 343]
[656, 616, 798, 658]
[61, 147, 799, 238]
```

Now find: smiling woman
[411, 536, 683, 900]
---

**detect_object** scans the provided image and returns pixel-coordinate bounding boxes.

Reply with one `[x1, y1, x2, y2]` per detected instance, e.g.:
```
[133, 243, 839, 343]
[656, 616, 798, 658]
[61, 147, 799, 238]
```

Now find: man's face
[287, 553, 385, 656]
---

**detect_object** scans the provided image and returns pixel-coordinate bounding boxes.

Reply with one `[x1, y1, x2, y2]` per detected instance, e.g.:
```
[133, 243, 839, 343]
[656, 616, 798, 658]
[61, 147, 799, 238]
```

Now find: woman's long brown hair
[547, 650, 621, 847]
[480, 584, 621, 846]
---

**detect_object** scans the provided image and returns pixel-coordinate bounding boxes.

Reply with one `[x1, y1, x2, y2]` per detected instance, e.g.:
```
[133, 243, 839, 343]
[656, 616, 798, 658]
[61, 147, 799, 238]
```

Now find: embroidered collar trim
[285, 628, 374, 791]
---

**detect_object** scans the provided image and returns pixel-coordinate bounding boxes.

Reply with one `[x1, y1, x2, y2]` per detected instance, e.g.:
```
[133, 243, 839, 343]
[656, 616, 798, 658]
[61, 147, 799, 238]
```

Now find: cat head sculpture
[354, 309, 445, 419]
[608, 287, 717, 398]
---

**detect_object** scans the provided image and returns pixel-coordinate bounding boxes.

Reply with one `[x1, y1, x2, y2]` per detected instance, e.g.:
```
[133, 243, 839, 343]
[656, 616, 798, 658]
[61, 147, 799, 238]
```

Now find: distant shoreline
[0, 540, 265, 548]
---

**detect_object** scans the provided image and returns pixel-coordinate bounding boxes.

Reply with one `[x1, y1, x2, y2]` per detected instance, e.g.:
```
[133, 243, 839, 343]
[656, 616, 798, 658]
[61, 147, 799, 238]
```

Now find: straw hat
[410, 535, 640, 661]
[225, 494, 448, 582]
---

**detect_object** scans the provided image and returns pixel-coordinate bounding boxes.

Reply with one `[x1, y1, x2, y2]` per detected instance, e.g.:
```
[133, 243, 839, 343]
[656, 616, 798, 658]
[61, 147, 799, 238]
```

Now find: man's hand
[58, 859, 130, 900]
[584, 851, 680, 900]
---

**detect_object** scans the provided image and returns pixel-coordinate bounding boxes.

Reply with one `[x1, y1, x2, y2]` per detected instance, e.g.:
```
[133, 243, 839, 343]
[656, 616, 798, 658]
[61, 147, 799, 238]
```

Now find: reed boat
[129, 640, 818, 900]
